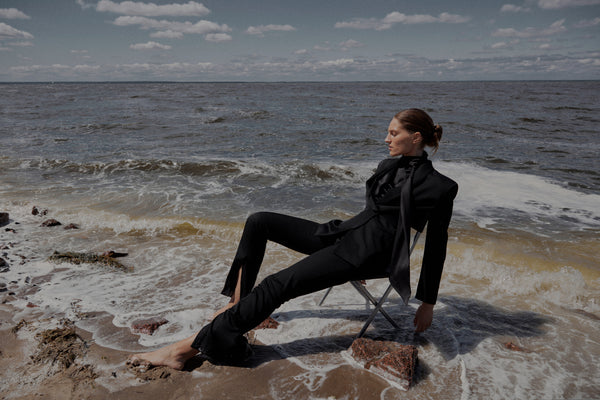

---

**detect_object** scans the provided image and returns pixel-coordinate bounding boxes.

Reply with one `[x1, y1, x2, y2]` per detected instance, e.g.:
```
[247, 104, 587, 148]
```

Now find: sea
[1, 81, 599, 399]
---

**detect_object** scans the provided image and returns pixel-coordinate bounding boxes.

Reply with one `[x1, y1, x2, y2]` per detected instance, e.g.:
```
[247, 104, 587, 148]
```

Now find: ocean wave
[16, 157, 366, 184]
[436, 161, 600, 232]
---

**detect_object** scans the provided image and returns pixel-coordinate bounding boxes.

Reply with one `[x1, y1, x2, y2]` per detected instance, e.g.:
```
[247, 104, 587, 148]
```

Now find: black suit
[315, 155, 458, 304]
[192, 154, 458, 362]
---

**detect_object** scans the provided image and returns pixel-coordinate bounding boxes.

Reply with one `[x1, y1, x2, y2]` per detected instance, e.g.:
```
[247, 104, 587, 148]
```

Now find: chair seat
[318, 230, 422, 338]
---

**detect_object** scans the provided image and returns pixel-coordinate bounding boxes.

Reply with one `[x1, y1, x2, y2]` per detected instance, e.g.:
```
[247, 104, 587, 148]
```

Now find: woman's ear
[412, 132, 423, 144]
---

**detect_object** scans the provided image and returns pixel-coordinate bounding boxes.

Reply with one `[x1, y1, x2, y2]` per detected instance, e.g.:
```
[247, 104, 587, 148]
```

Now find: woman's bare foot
[127, 335, 199, 371]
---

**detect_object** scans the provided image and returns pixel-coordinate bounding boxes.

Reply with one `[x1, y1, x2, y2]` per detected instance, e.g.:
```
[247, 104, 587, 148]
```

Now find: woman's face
[385, 118, 423, 157]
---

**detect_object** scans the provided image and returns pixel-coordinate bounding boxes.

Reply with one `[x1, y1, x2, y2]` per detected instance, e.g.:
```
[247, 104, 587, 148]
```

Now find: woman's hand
[413, 302, 434, 332]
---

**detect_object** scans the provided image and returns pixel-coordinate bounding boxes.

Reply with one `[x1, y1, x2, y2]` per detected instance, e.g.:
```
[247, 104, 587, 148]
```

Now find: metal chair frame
[318, 230, 422, 338]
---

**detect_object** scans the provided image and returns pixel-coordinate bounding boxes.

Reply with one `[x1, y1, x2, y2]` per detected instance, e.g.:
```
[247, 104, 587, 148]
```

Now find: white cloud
[340, 39, 364, 50]
[130, 41, 172, 50]
[500, 4, 531, 12]
[96, 0, 210, 17]
[537, 0, 600, 9]
[0, 8, 31, 19]
[150, 30, 184, 39]
[574, 17, 600, 28]
[0, 22, 34, 39]
[313, 44, 331, 51]
[112, 15, 231, 41]
[10, 41, 34, 47]
[245, 24, 296, 36]
[294, 49, 308, 55]
[336, 11, 470, 30]
[205, 33, 232, 42]
[490, 39, 521, 49]
[493, 19, 567, 38]
[334, 18, 382, 30]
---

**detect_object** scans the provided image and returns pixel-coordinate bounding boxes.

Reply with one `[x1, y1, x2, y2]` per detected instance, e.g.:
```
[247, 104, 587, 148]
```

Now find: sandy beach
[0, 305, 404, 400]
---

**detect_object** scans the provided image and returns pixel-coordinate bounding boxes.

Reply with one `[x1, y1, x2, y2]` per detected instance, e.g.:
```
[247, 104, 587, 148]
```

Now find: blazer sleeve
[415, 181, 458, 304]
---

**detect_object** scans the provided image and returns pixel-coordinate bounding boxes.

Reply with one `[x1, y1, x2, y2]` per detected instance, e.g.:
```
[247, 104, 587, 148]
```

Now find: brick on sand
[348, 337, 418, 390]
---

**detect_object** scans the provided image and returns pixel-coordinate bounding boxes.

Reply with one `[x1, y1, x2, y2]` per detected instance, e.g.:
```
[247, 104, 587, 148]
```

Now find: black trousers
[191, 212, 388, 361]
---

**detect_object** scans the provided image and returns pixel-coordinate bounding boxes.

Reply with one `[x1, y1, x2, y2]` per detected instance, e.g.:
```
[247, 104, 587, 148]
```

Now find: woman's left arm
[415, 182, 458, 306]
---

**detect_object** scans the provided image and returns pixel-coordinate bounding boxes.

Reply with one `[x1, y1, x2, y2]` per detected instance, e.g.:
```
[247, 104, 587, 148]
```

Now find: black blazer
[315, 154, 458, 304]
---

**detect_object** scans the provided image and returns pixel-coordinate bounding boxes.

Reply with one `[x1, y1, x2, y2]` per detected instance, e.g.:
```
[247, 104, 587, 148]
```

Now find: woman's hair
[394, 108, 443, 154]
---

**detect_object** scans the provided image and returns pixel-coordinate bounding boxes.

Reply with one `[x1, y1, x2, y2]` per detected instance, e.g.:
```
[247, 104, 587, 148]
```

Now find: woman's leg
[220, 212, 332, 304]
[192, 245, 387, 362]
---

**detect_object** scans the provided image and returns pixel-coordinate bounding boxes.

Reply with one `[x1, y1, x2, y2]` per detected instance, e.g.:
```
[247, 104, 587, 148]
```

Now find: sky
[0, 0, 599, 81]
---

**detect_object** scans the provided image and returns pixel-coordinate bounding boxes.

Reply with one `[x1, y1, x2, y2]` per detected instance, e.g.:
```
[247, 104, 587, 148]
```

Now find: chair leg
[356, 284, 397, 338]
[350, 281, 400, 331]
[317, 287, 334, 306]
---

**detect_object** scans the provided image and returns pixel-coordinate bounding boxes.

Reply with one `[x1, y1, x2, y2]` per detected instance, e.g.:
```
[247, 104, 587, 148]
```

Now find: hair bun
[433, 124, 443, 142]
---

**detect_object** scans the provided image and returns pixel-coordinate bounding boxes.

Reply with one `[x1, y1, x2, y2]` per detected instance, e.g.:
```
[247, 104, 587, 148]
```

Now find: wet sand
[0, 305, 402, 400]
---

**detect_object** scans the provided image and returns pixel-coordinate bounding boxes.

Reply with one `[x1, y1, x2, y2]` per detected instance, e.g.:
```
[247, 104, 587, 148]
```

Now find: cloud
[294, 49, 308, 55]
[493, 19, 567, 38]
[112, 15, 231, 40]
[0, 8, 31, 19]
[130, 41, 172, 50]
[5, 50, 600, 81]
[0, 22, 34, 39]
[500, 4, 531, 12]
[150, 30, 184, 39]
[574, 17, 600, 28]
[205, 33, 232, 42]
[10, 41, 34, 47]
[245, 24, 296, 36]
[340, 39, 364, 51]
[537, 0, 600, 9]
[96, 0, 210, 17]
[336, 11, 470, 30]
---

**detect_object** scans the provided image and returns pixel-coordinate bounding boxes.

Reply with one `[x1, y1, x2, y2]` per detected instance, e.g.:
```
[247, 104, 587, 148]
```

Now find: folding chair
[318, 229, 422, 338]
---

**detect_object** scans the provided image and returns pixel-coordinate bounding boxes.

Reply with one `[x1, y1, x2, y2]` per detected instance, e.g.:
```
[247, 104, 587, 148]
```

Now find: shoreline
[0, 303, 403, 400]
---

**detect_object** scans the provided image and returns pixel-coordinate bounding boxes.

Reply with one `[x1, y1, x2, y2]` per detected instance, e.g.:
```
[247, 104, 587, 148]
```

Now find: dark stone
[0, 213, 8, 226]
[101, 250, 128, 258]
[41, 219, 62, 227]
[0, 257, 8, 273]
[32, 207, 48, 216]
[63, 223, 80, 230]
[48, 251, 131, 271]
[131, 318, 168, 335]
[349, 337, 418, 390]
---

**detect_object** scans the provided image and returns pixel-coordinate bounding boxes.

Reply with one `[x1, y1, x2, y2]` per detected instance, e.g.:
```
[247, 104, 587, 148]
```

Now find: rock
[0, 257, 8, 273]
[48, 251, 132, 271]
[254, 316, 279, 330]
[131, 317, 169, 335]
[32, 207, 48, 216]
[101, 250, 128, 258]
[504, 341, 531, 352]
[0, 212, 8, 226]
[41, 219, 62, 227]
[63, 223, 80, 230]
[349, 337, 418, 390]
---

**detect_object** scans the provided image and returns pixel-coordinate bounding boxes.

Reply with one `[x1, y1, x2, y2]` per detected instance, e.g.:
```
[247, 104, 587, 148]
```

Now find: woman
[128, 108, 458, 370]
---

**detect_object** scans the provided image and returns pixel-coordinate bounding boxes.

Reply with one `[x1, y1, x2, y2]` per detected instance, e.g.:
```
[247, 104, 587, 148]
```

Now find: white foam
[435, 161, 600, 230]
